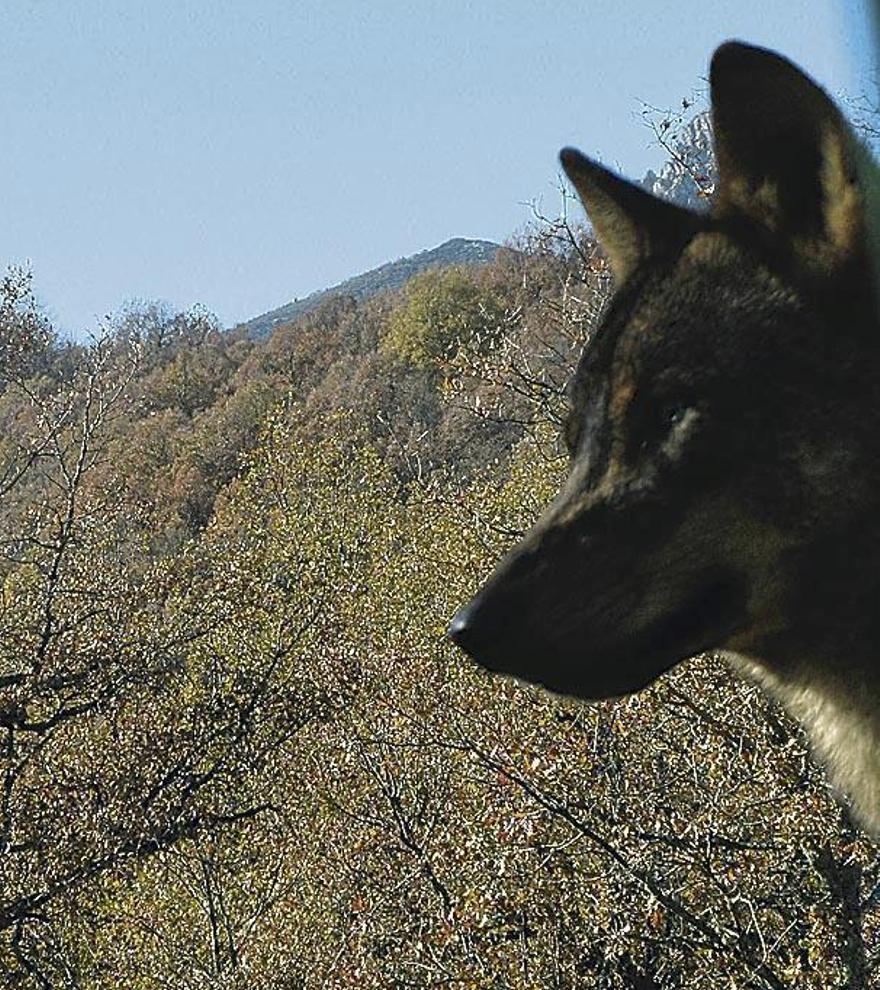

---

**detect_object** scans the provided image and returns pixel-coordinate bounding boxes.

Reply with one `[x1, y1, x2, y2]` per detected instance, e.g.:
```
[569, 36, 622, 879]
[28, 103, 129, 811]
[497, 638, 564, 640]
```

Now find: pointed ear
[710, 41, 865, 280]
[560, 149, 701, 283]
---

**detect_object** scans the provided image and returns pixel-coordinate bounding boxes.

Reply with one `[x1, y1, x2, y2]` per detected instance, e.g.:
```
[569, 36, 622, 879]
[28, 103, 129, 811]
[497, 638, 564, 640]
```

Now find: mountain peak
[238, 237, 501, 339]
[641, 111, 716, 210]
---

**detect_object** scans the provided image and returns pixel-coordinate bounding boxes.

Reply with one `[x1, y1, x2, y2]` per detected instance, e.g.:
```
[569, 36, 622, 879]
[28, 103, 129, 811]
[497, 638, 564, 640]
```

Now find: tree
[382, 267, 506, 371]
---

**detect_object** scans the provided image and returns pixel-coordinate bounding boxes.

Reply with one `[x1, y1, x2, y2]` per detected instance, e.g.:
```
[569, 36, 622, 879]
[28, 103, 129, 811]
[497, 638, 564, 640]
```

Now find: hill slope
[238, 237, 500, 339]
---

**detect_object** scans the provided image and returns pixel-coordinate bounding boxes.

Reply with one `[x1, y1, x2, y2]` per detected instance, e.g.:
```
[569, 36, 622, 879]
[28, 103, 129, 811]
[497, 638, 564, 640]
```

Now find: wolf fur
[449, 42, 880, 833]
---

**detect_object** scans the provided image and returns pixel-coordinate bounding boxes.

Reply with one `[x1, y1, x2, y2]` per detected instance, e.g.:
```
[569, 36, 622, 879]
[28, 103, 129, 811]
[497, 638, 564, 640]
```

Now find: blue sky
[0, 1, 874, 335]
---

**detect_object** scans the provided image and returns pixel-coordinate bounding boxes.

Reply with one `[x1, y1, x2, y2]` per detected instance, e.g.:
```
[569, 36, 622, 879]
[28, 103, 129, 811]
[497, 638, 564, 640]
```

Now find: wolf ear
[710, 41, 865, 280]
[560, 148, 701, 283]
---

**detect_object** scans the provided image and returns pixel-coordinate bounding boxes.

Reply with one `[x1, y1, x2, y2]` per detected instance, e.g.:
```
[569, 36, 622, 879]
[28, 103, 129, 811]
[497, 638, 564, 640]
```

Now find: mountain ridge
[237, 236, 501, 339]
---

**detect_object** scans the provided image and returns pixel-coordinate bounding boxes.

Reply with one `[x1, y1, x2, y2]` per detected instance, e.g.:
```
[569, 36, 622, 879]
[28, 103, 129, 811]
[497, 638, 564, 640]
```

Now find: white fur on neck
[724, 650, 880, 834]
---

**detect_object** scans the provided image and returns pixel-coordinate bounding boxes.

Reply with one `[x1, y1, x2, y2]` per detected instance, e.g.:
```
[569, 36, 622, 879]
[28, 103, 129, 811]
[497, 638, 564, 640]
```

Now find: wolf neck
[728, 650, 880, 834]
[731, 515, 880, 835]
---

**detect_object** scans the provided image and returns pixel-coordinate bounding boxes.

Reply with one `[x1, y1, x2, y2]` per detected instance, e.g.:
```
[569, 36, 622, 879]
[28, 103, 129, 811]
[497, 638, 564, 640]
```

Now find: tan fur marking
[600, 356, 639, 491]
[587, 200, 643, 283]
[682, 231, 742, 267]
[720, 176, 781, 231]
[821, 126, 863, 261]
[609, 374, 635, 422]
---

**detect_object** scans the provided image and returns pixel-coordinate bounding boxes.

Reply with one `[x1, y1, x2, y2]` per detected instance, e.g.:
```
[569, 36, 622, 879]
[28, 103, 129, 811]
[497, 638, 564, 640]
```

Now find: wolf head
[449, 43, 880, 707]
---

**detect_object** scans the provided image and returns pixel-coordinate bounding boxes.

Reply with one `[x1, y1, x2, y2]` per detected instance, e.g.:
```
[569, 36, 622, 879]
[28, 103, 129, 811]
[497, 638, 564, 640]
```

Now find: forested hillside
[0, 112, 877, 989]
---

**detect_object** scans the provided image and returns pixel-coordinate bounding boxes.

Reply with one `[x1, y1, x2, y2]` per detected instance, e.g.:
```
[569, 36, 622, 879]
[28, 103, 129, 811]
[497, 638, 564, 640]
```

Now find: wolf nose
[447, 604, 475, 649]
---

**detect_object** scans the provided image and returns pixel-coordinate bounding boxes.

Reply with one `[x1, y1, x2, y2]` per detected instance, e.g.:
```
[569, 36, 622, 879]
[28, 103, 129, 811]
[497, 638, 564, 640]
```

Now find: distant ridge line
[237, 236, 501, 339]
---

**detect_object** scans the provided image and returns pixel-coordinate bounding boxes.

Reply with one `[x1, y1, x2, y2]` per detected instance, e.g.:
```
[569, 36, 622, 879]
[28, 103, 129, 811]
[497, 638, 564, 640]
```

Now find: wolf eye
[636, 401, 695, 457]
[664, 404, 688, 427]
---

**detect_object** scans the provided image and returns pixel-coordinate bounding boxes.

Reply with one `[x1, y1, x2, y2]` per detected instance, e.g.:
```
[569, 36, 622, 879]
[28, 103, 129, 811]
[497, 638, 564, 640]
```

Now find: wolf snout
[447, 603, 476, 650]
[447, 591, 524, 675]
[447, 597, 498, 665]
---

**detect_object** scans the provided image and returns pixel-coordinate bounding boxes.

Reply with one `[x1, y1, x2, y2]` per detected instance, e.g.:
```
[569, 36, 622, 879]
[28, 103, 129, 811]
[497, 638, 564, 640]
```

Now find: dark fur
[450, 42, 880, 832]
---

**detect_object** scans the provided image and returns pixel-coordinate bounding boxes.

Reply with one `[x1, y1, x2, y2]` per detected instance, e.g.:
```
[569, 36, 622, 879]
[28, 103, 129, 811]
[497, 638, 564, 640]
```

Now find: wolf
[449, 41, 880, 833]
